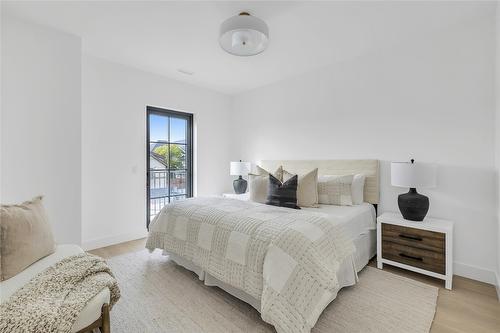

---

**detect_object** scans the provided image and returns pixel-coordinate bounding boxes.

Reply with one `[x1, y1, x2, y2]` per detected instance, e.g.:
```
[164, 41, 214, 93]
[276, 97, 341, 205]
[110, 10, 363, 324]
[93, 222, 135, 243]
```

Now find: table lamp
[230, 160, 251, 194]
[391, 159, 437, 221]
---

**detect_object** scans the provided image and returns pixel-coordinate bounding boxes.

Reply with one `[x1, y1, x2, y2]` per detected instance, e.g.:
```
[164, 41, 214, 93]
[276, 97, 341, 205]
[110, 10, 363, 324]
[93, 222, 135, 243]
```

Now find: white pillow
[282, 168, 319, 208]
[248, 166, 283, 204]
[317, 175, 354, 206]
[351, 174, 366, 205]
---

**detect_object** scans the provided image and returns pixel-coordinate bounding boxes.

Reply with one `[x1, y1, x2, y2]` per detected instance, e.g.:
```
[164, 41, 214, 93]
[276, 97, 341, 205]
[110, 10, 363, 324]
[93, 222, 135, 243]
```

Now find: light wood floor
[90, 238, 500, 333]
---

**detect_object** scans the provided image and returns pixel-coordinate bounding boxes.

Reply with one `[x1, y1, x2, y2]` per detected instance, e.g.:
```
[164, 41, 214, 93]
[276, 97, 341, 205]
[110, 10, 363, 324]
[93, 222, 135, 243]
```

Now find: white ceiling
[2, 1, 494, 95]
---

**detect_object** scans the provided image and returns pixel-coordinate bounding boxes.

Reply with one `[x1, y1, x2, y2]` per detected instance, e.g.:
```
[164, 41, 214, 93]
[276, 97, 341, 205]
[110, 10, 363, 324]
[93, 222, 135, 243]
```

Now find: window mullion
[167, 116, 171, 202]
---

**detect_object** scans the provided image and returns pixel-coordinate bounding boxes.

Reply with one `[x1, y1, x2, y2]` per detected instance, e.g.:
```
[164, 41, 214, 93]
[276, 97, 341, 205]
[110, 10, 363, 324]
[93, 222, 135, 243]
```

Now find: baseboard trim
[82, 230, 148, 251]
[496, 272, 500, 301]
[454, 261, 497, 285]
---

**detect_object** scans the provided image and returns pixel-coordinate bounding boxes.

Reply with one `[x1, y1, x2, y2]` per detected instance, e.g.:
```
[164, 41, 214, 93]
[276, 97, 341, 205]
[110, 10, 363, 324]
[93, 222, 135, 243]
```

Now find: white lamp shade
[391, 161, 437, 188]
[230, 161, 251, 176]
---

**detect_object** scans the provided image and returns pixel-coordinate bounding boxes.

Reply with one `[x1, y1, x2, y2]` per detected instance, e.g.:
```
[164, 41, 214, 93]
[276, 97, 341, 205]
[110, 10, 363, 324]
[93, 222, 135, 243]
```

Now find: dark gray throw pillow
[266, 174, 300, 209]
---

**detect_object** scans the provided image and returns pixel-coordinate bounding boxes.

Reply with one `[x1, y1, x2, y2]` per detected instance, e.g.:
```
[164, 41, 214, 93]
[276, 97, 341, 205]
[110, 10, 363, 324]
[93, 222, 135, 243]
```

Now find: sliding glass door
[146, 106, 193, 227]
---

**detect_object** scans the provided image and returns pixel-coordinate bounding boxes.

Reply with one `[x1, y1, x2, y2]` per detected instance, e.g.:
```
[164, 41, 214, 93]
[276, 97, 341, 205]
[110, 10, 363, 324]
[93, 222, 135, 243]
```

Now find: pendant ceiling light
[219, 12, 269, 56]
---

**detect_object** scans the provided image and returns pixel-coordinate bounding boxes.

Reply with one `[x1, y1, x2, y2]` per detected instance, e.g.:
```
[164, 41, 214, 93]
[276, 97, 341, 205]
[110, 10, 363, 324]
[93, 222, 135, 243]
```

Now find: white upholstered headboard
[259, 159, 380, 205]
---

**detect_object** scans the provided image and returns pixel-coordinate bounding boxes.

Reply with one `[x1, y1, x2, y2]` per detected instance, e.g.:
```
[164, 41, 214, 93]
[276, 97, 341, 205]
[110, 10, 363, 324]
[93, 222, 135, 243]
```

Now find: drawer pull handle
[399, 253, 423, 261]
[399, 234, 423, 241]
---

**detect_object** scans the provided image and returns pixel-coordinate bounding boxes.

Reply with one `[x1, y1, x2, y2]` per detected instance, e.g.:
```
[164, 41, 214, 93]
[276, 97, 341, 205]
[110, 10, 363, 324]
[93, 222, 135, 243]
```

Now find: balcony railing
[149, 169, 187, 220]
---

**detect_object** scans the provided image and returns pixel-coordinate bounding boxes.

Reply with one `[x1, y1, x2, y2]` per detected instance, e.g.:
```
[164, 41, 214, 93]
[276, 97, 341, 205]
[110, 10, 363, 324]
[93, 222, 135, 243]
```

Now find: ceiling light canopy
[219, 12, 269, 56]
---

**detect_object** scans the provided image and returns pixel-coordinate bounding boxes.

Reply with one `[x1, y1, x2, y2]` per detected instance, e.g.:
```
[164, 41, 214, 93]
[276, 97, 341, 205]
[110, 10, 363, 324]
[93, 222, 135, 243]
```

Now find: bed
[146, 159, 379, 333]
[168, 202, 376, 308]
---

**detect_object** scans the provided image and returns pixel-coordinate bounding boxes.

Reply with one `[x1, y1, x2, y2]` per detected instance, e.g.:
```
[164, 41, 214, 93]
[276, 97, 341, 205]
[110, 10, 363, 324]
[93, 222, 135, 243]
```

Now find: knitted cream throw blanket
[0, 253, 120, 333]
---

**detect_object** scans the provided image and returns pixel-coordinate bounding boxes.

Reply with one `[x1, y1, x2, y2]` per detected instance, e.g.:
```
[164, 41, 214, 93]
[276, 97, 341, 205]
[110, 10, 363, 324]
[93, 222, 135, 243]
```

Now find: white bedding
[226, 194, 376, 241]
[302, 202, 376, 241]
[304, 203, 377, 275]
[168, 202, 377, 312]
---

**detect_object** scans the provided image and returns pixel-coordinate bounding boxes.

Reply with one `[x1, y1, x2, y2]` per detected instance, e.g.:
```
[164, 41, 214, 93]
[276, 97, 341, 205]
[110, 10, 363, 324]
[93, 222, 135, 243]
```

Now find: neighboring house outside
[150, 152, 166, 170]
[149, 152, 168, 198]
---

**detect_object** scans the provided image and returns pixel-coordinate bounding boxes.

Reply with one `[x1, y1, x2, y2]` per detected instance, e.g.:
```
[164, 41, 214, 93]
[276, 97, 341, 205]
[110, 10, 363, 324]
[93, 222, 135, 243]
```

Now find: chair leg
[100, 304, 110, 333]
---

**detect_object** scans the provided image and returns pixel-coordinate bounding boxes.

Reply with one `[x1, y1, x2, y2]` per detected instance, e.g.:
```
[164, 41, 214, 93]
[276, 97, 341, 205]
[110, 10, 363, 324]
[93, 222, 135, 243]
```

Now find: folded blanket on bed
[0, 253, 120, 333]
[146, 197, 355, 333]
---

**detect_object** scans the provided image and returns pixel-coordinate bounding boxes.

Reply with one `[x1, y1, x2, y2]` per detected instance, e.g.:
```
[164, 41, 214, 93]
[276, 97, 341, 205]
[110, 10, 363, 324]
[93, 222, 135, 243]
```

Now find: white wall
[2, 6, 498, 286]
[1, 14, 82, 244]
[232, 15, 497, 284]
[1, 14, 234, 250]
[81, 56, 233, 249]
[495, 1, 500, 297]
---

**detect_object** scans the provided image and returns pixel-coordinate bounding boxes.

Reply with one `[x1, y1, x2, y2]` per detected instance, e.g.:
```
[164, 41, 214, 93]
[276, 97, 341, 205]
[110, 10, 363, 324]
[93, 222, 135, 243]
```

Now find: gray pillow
[266, 174, 300, 209]
[0, 196, 56, 281]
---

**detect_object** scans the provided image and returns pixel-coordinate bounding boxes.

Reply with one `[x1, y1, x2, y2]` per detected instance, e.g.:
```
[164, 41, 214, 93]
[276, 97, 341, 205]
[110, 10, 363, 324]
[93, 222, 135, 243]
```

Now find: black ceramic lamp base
[398, 188, 429, 222]
[233, 176, 247, 194]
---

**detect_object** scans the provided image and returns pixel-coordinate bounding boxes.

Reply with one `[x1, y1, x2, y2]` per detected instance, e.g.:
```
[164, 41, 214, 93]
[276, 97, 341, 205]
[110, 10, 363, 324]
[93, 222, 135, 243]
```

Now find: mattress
[169, 202, 377, 311]
[0, 244, 110, 332]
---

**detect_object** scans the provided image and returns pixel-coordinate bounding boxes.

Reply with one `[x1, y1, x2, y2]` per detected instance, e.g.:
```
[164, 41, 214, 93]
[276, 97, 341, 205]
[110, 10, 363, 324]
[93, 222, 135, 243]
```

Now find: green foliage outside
[153, 144, 185, 169]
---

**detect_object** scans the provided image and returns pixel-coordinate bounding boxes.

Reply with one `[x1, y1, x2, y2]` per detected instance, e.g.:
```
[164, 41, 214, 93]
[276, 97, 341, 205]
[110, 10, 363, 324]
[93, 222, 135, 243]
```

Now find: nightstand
[377, 212, 454, 290]
[222, 192, 250, 201]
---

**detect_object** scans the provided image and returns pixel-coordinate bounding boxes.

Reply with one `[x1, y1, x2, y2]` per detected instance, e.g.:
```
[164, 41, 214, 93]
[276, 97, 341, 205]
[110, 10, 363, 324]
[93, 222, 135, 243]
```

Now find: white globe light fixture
[219, 12, 269, 56]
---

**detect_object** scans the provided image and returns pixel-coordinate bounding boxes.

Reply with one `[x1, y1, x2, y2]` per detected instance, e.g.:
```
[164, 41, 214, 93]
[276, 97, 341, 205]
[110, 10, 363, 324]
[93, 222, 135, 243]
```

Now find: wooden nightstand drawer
[382, 224, 444, 253]
[382, 241, 445, 274]
[377, 213, 453, 289]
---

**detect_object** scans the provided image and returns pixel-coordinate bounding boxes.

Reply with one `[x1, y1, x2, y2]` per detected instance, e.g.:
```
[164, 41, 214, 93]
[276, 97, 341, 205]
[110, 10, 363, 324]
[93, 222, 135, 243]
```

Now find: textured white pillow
[317, 175, 354, 206]
[248, 166, 283, 204]
[351, 174, 366, 205]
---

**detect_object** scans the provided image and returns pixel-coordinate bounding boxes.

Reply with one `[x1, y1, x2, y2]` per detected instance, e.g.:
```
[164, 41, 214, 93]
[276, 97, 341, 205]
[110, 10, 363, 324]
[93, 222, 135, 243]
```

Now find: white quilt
[146, 197, 355, 333]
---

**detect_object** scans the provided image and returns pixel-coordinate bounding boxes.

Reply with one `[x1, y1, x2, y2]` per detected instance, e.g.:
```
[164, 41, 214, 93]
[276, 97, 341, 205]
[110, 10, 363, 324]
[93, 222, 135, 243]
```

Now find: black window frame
[146, 106, 193, 228]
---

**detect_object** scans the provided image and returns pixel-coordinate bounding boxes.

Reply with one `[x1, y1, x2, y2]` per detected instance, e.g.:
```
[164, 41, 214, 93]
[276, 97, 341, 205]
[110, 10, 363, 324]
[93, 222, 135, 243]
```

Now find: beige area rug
[107, 250, 438, 333]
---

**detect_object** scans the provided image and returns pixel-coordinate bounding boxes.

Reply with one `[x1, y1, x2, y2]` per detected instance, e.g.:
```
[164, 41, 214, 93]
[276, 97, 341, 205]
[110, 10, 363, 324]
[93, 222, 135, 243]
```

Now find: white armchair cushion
[0, 244, 111, 332]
